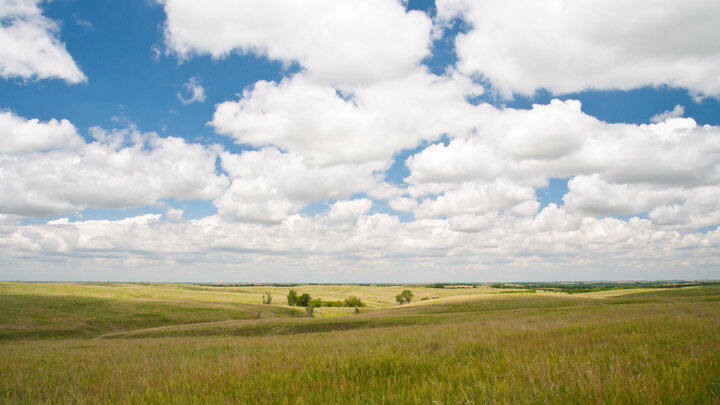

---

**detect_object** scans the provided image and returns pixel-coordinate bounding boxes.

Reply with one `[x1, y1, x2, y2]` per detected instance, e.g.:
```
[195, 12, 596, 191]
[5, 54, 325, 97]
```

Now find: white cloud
[177, 76, 206, 105]
[327, 199, 373, 223]
[436, 0, 720, 98]
[650, 104, 685, 123]
[212, 70, 479, 167]
[413, 181, 538, 220]
[0, 112, 228, 216]
[160, 0, 432, 86]
[1, 208, 717, 281]
[0, 0, 85, 83]
[216, 147, 380, 223]
[403, 99, 720, 227]
[563, 175, 686, 216]
[0, 110, 83, 153]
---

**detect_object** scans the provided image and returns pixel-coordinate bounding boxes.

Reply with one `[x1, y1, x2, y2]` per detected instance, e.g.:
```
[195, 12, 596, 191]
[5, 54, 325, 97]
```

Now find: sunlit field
[1, 282, 719, 403]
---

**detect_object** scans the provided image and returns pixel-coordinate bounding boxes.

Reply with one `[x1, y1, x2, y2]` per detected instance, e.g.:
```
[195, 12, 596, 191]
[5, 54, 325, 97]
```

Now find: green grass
[1, 282, 719, 403]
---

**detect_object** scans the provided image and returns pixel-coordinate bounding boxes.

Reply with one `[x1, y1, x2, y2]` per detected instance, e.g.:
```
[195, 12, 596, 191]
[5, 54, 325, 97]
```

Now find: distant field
[1, 282, 719, 403]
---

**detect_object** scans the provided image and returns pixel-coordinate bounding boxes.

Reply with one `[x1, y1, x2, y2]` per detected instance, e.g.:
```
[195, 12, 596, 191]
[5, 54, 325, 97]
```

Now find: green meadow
[1, 282, 719, 404]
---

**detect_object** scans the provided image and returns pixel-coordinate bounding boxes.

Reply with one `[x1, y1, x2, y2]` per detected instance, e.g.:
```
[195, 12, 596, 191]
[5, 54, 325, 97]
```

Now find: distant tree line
[490, 281, 720, 294]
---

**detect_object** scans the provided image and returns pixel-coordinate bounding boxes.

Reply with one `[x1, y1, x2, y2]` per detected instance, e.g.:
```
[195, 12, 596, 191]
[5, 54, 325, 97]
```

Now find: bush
[343, 296, 366, 307]
[305, 304, 314, 317]
[262, 291, 272, 305]
[296, 293, 311, 307]
[310, 298, 323, 308]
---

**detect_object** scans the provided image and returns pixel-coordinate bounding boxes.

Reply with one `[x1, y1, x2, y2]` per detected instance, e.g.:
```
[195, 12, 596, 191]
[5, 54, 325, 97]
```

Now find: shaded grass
[0, 293, 300, 340]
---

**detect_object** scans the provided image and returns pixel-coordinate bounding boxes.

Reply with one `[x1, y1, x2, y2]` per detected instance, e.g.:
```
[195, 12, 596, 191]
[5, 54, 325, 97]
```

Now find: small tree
[287, 289, 298, 306]
[343, 295, 366, 307]
[296, 293, 311, 307]
[262, 291, 272, 305]
[396, 289, 414, 304]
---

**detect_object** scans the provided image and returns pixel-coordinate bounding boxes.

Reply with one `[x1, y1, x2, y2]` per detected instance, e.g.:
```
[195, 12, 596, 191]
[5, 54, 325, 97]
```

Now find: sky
[1, 0, 719, 282]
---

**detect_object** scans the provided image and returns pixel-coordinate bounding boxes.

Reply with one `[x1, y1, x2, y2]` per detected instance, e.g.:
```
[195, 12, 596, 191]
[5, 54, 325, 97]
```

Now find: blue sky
[1, 0, 719, 282]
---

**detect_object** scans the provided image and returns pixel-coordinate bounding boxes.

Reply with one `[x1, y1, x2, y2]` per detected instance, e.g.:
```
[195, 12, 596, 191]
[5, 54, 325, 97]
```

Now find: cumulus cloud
[403, 99, 720, 228]
[0, 112, 228, 216]
[216, 147, 380, 223]
[0, 0, 85, 83]
[650, 105, 685, 123]
[211, 70, 720, 229]
[160, 0, 431, 86]
[436, 0, 720, 98]
[0, 110, 83, 153]
[212, 70, 480, 167]
[177, 76, 206, 105]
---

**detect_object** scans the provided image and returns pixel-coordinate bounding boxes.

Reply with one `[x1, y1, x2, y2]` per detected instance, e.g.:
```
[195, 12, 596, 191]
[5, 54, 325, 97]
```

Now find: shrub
[343, 296, 366, 307]
[310, 298, 323, 308]
[287, 289, 298, 306]
[262, 291, 272, 304]
[296, 293, 311, 307]
[305, 304, 314, 317]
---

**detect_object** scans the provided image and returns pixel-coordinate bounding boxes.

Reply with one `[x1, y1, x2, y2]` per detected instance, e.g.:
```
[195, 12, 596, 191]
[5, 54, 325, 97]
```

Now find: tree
[262, 291, 272, 305]
[296, 293, 311, 307]
[396, 289, 414, 304]
[287, 289, 298, 306]
[343, 295, 366, 307]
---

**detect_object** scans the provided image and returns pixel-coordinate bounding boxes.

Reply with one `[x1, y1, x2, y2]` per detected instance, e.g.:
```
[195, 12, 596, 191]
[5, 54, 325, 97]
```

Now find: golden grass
[1, 283, 718, 403]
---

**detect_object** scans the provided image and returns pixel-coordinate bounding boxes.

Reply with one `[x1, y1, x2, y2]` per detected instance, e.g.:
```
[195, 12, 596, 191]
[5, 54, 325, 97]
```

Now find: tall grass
[1, 284, 718, 403]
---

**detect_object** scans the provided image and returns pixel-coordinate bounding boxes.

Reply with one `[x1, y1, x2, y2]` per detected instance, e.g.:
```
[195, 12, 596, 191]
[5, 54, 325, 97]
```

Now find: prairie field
[1, 282, 719, 404]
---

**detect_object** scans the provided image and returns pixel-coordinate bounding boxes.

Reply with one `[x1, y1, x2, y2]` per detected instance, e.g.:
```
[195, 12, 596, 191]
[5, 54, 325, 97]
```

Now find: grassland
[1, 282, 719, 404]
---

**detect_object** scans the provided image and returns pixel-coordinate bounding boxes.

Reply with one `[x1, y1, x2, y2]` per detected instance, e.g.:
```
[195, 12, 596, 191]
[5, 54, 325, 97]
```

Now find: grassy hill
[1, 282, 719, 403]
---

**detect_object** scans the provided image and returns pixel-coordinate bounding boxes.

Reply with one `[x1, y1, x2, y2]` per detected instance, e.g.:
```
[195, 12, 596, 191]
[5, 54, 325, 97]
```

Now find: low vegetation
[287, 289, 366, 308]
[1, 281, 718, 403]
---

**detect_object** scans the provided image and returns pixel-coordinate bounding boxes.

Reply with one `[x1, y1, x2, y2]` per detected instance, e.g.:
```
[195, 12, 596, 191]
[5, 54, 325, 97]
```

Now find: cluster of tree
[286, 290, 311, 307]
[395, 289, 414, 304]
[286, 290, 366, 308]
